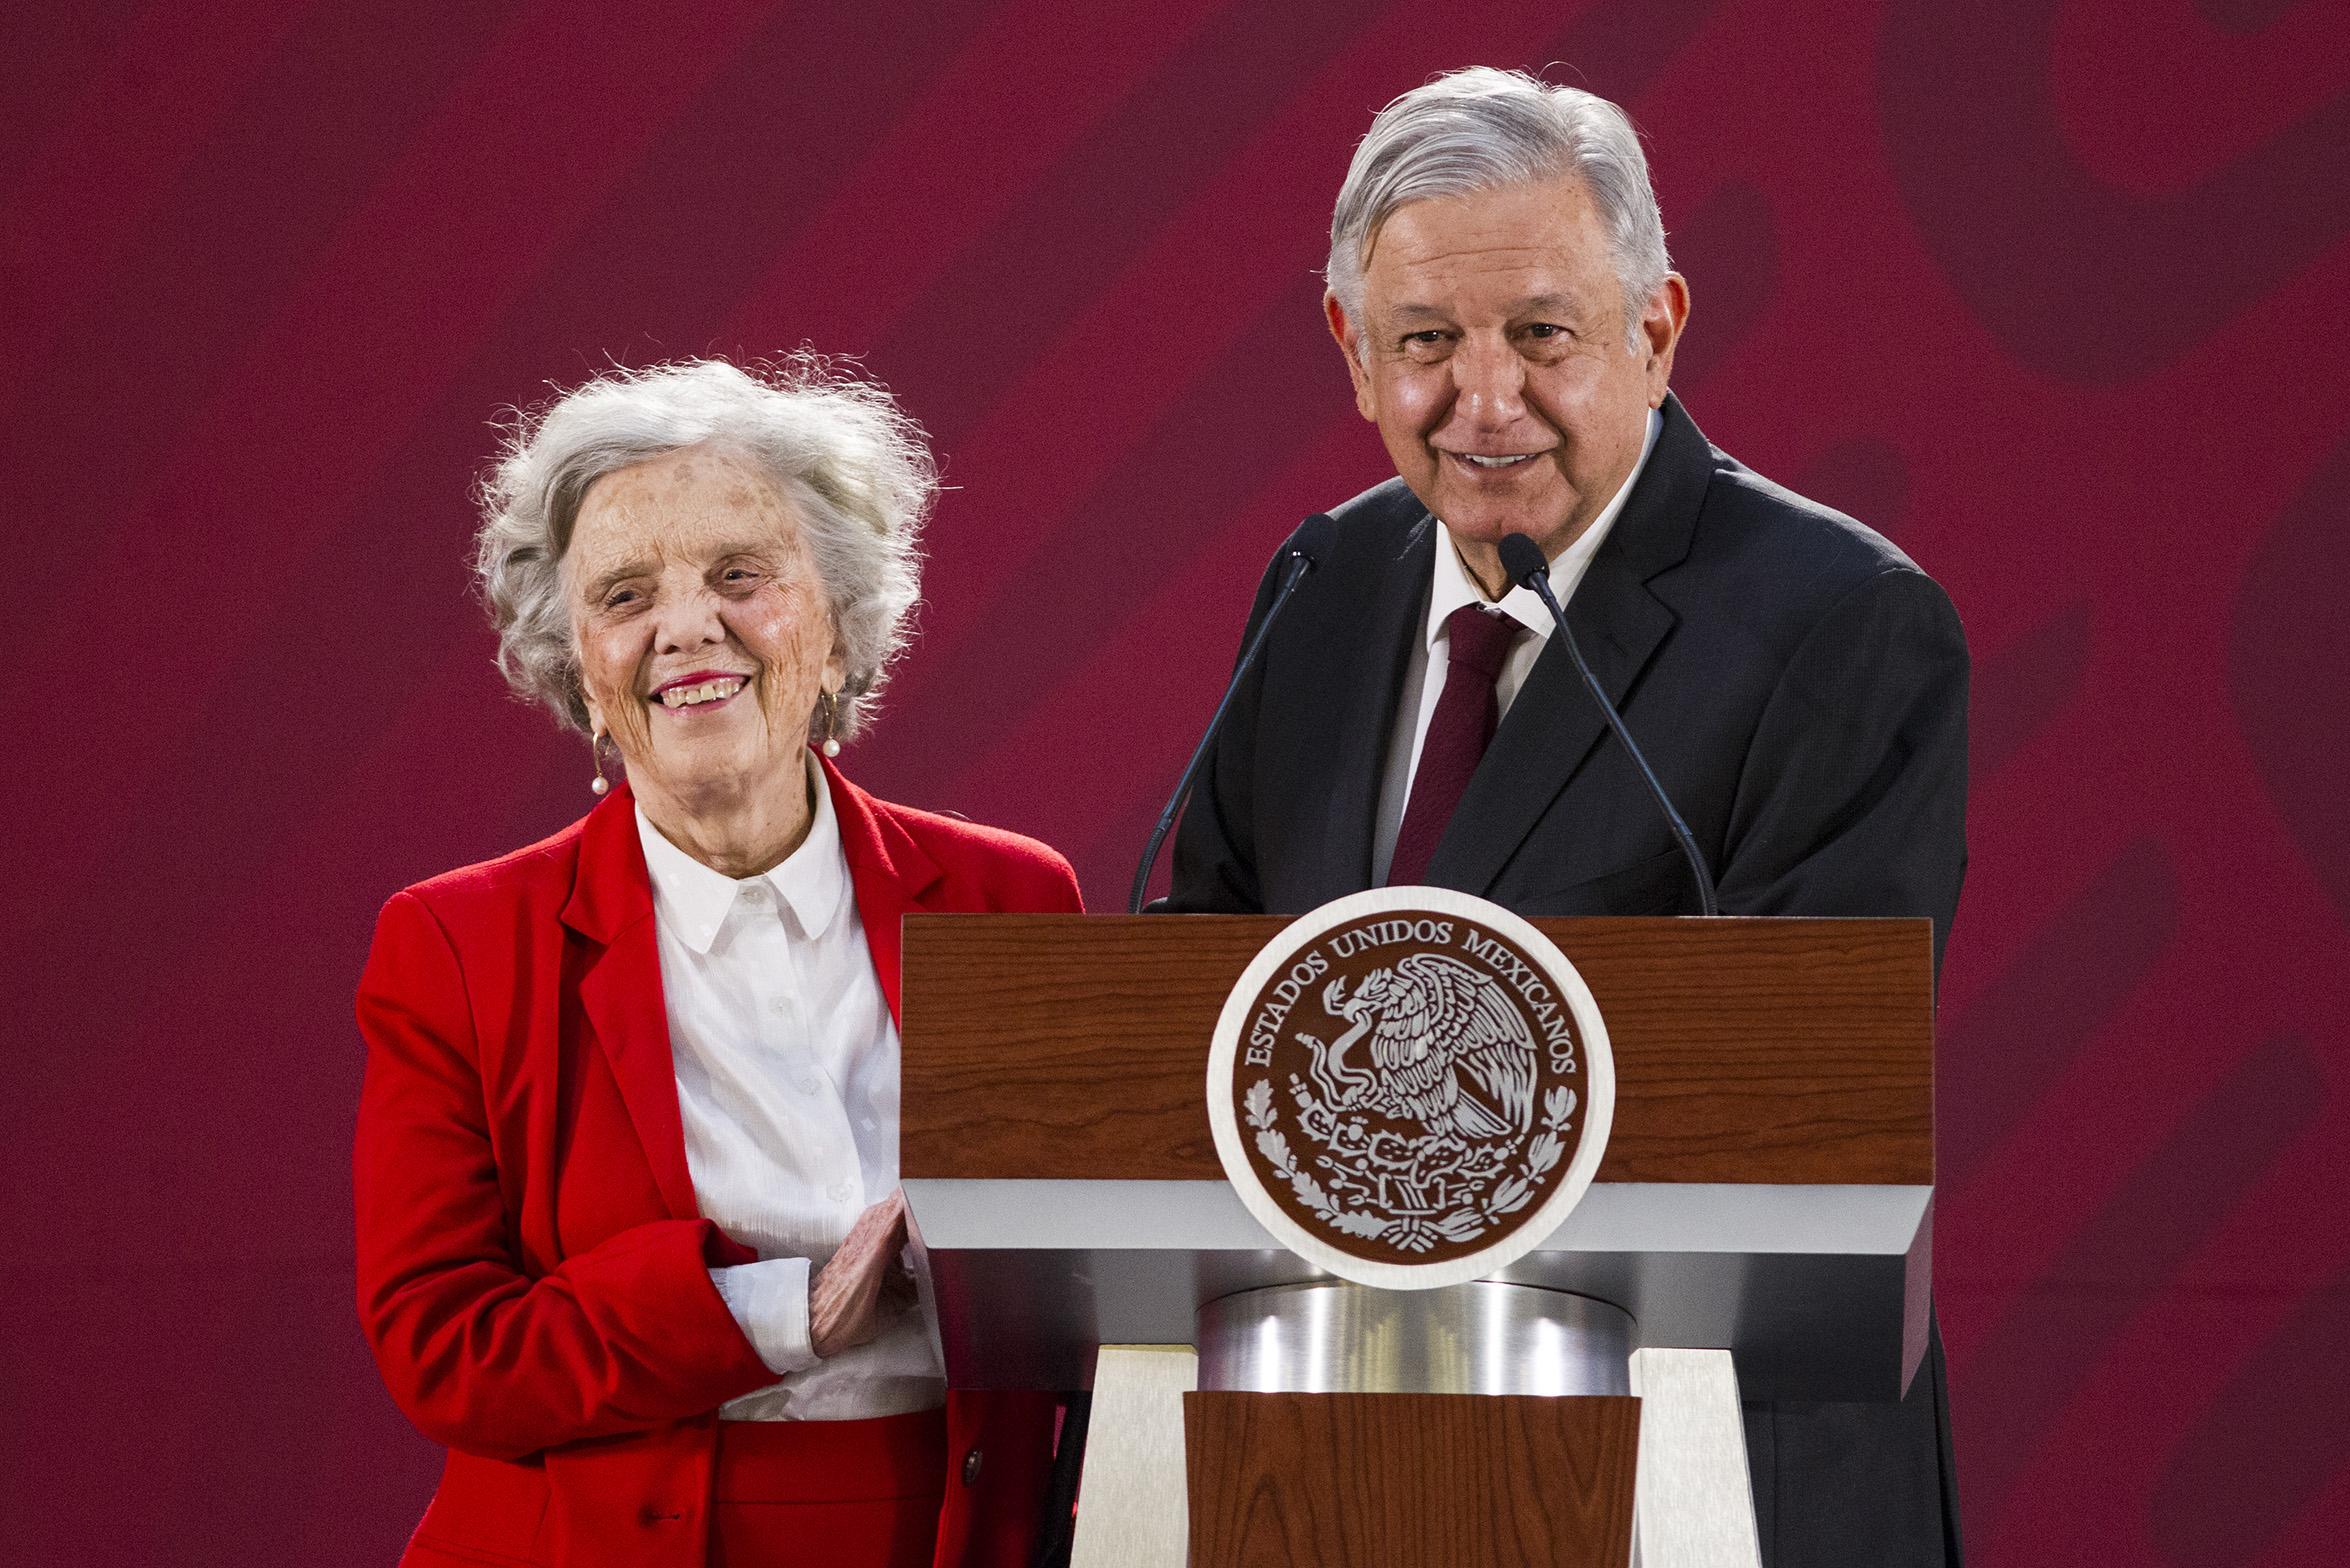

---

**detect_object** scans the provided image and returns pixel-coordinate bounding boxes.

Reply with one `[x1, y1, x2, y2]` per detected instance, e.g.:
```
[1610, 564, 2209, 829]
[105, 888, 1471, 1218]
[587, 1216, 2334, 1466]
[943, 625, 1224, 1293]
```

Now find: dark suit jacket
[1166, 394, 1968, 1567]
[355, 758, 1082, 1568]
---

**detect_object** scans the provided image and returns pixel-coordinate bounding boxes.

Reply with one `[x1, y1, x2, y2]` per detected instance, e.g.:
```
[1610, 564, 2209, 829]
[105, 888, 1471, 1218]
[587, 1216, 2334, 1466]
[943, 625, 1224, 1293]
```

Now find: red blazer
[355, 759, 1083, 1568]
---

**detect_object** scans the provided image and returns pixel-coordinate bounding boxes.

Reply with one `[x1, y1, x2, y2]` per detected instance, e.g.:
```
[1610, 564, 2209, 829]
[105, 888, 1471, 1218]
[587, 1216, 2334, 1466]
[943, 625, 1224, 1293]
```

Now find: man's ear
[1325, 290, 1377, 422]
[1640, 272, 1691, 406]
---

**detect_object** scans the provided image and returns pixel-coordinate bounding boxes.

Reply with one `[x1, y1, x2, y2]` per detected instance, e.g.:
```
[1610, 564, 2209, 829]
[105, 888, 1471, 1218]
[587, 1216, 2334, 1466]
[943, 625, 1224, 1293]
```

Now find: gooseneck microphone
[1129, 513, 1339, 914]
[1498, 531, 1719, 918]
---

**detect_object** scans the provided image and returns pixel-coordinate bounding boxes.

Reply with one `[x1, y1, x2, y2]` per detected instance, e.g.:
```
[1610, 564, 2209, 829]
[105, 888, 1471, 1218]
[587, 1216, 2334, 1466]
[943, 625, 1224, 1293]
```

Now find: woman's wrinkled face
[566, 445, 840, 816]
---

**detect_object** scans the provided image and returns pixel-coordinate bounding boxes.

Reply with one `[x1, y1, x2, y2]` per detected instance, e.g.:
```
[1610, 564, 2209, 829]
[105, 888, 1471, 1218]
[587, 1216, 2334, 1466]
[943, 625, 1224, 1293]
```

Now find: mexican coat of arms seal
[1207, 887, 1615, 1289]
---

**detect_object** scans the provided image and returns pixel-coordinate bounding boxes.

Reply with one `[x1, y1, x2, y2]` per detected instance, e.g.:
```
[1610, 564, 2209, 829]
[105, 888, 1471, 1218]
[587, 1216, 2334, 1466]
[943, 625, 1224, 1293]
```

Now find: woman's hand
[810, 1189, 920, 1358]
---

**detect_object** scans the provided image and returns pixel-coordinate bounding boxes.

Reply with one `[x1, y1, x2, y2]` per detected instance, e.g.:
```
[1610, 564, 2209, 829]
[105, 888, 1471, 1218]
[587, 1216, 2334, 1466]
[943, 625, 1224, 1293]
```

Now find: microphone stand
[1128, 518, 1333, 914]
[1499, 532, 1719, 918]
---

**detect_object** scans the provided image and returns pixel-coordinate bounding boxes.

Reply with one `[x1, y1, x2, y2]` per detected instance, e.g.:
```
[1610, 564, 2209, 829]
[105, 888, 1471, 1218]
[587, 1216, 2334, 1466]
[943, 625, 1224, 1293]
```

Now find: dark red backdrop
[6, 3, 2346, 1563]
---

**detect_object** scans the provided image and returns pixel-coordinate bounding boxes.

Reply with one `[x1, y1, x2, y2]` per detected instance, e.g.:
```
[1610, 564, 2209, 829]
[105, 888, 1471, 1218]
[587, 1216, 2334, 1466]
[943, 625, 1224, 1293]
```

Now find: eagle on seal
[1300, 953, 1539, 1141]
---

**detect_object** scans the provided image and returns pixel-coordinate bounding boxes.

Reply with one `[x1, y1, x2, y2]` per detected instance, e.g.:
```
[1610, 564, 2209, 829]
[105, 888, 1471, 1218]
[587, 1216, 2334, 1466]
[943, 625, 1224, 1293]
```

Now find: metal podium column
[1195, 1281, 1633, 1396]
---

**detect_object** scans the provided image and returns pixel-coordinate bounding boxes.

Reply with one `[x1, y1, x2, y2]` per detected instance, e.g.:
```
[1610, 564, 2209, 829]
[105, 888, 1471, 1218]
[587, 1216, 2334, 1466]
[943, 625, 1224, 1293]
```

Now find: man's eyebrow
[1384, 293, 1589, 326]
[1506, 292, 1587, 319]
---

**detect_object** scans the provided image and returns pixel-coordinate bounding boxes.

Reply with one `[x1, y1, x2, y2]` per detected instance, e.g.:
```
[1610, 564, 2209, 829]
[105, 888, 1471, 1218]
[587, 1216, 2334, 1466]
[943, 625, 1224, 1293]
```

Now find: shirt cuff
[710, 1259, 817, 1376]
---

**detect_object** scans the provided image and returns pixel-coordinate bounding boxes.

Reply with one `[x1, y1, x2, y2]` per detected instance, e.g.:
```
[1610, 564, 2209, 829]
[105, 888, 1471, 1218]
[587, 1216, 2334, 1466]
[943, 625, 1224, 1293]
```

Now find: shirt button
[828, 1179, 854, 1202]
[962, 1447, 984, 1485]
[769, 997, 791, 1015]
[797, 1075, 819, 1095]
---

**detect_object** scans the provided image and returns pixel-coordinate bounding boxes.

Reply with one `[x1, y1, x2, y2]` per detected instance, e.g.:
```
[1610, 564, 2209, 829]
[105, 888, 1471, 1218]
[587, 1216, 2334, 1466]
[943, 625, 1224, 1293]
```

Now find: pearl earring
[820, 691, 843, 758]
[589, 730, 611, 796]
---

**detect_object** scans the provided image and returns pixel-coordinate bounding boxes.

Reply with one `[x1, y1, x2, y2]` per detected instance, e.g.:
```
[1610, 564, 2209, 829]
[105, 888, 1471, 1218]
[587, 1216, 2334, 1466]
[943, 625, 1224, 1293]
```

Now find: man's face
[1329, 175, 1687, 581]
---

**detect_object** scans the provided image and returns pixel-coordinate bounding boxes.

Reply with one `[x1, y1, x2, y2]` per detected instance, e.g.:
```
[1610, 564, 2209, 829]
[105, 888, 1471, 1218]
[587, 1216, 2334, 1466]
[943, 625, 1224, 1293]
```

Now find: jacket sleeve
[353, 890, 774, 1461]
[1159, 543, 1289, 913]
[1716, 566, 1970, 971]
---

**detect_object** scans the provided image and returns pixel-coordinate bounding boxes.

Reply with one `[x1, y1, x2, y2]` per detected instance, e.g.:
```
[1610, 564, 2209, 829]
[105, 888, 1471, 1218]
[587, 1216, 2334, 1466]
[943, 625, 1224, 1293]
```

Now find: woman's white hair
[474, 355, 932, 743]
[1326, 67, 1670, 351]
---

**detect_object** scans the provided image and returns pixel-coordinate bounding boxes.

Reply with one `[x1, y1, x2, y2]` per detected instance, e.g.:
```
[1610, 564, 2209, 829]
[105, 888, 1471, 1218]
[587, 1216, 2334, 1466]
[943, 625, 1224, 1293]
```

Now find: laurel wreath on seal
[1245, 1079, 1578, 1253]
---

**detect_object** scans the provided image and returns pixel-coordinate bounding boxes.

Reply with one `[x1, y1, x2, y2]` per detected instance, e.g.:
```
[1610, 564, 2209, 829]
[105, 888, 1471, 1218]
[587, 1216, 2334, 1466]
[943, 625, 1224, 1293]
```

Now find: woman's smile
[651, 669, 753, 714]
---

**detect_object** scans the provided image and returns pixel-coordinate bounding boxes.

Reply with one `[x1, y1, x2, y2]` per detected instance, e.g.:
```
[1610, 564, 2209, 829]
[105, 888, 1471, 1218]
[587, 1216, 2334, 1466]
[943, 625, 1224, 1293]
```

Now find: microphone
[1129, 513, 1339, 914]
[1497, 532, 1719, 918]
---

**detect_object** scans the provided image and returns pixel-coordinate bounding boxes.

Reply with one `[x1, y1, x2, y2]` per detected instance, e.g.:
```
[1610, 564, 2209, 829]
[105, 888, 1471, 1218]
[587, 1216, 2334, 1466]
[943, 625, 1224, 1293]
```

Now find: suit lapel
[561, 785, 701, 1221]
[823, 754, 945, 1025]
[1424, 396, 1715, 895]
[1310, 511, 1436, 904]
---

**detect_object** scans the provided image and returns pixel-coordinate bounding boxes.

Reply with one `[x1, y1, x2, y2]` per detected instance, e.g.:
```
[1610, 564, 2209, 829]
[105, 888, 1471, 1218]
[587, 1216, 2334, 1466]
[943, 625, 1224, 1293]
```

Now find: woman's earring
[819, 691, 843, 759]
[589, 729, 612, 795]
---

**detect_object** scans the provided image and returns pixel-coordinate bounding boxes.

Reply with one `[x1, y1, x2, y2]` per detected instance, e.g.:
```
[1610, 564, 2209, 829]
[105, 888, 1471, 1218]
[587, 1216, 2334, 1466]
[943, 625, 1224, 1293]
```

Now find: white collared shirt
[637, 757, 945, 1421]
[1371, 408, 1664, 885]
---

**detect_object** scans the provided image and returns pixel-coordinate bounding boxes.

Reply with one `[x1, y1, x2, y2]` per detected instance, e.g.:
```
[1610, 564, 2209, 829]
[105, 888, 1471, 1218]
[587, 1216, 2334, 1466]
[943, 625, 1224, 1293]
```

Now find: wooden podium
[899, 914, 1934, 1567]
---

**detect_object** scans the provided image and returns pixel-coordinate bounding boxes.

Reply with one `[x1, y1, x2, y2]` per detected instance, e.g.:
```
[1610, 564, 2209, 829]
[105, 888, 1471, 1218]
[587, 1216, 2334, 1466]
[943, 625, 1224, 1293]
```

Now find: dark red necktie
[1388, 604, 1522, 885]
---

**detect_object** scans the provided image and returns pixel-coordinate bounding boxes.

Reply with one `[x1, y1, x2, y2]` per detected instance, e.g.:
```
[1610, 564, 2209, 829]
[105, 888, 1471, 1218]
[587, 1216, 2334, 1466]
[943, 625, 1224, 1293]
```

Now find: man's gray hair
[1326, 67, 1670, 350]
[474, 356, 931, 742]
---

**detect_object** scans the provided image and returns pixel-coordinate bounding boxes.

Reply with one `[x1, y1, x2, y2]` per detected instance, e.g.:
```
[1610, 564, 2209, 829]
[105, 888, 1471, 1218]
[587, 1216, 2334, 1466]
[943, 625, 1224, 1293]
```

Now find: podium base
[1067, 1299, 1759, 1568]
[1186, 1390, 1639, 1568]
[1184, 1285, 1645, 1566]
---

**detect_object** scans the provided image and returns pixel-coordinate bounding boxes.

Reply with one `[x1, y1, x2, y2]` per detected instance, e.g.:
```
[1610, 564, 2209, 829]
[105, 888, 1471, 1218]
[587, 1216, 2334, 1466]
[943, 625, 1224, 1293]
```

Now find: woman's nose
[652, 587, 727, 654]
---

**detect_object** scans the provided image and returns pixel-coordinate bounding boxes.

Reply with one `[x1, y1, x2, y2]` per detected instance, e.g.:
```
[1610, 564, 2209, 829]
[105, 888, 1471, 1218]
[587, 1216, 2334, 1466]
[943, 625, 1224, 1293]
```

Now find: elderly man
[1165, 69, 1968, 1566]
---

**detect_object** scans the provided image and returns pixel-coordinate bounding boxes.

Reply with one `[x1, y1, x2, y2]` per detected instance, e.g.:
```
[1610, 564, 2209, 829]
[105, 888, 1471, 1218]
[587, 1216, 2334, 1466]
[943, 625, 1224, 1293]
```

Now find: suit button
[962, 1447, 984, 1485]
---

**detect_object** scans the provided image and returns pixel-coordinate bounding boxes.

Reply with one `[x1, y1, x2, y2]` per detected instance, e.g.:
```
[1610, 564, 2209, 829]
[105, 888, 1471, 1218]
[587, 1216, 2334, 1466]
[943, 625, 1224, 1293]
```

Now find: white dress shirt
[637, 758, 945, 1421]
[1371, 408, 1664, 884]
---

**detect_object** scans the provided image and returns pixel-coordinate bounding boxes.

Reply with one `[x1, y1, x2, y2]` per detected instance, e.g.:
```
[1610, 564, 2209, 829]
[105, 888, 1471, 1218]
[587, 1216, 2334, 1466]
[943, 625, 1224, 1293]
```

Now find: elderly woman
[355, 358, 1077, 1568]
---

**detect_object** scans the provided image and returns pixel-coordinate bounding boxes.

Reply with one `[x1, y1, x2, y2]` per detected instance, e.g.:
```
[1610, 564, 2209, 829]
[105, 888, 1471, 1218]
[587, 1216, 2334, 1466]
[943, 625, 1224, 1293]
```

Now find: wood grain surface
[1184, 1392, 1638, 1568]
[900, 915, 1932, 1186]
